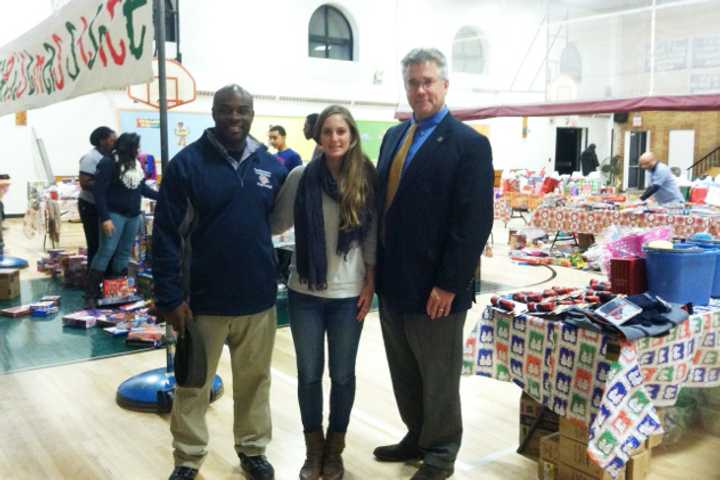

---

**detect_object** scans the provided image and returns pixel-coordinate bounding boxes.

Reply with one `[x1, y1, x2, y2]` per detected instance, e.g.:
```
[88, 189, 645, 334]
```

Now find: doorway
[668, 130, 695, 180]
[555, 128, 585, 175]
[623, 131, 650, 189]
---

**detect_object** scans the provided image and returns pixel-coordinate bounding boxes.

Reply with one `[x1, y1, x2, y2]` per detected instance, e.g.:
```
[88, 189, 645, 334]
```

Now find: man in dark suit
[373, 48, 494, 480]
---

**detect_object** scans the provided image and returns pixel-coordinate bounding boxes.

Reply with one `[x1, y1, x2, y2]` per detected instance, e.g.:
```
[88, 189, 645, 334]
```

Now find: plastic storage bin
[687, 239, 720, 297]
[644, 244, 717, 305]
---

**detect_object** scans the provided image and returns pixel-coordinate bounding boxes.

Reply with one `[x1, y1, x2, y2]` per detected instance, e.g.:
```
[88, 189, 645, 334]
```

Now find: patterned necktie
[385, 123, 417, 211]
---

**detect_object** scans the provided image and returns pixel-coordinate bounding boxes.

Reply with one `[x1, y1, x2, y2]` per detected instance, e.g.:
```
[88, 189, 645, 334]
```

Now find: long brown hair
[314, 105, 376, 230]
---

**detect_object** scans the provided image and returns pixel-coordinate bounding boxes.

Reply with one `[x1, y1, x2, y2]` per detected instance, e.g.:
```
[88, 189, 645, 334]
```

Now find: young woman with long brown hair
[271, 104, 378, 480]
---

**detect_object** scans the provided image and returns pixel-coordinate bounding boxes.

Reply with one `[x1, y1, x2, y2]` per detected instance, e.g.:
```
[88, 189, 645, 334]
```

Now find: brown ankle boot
[322, 431, 345, 480]
[299, 431, 324, 480]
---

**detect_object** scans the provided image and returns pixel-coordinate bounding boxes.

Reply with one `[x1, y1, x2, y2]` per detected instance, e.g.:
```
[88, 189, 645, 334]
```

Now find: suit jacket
[376, 112, 494, 314]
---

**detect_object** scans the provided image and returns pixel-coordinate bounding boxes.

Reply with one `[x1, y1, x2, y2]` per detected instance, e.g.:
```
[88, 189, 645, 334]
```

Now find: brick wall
[614, 112, 720, 183]
[614, 111, 720, 178]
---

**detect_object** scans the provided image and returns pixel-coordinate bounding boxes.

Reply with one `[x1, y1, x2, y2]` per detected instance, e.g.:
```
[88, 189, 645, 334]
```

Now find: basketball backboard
[128, 58, 196, 110]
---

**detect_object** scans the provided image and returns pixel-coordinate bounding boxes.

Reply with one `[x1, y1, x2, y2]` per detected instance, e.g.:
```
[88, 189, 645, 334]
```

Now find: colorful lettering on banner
[0, 0, 153, 115]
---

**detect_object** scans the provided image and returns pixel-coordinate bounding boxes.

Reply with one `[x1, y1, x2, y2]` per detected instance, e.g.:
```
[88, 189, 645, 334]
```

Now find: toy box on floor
[0, 304, 32, 318]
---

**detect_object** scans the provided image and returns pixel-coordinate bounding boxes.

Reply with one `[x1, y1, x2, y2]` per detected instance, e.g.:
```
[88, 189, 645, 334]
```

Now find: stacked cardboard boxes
[538, 416, 654, 480]
[0, 269, 20, 300]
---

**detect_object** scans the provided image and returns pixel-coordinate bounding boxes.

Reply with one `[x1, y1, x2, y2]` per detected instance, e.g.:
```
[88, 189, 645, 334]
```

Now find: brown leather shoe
[299, 431, 324, 480]
[322, 431, 346, 480]
[410, 464, 454, 480]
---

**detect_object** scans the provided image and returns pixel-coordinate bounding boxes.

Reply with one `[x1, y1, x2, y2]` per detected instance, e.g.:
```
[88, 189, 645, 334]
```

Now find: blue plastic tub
[687, 239, 720, 297]
[644, 244, 718, 305]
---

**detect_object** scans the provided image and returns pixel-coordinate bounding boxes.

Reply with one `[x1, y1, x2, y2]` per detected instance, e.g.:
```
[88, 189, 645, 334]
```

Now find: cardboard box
[626, 450, 650, 480]
[0, 269, 20, 300]
[539, 433, 560, 480]
[520, 424, 556, 459]
[559, 417, 589, 443]
[558, 462, 625, 480]
[559, 434, 611, 479]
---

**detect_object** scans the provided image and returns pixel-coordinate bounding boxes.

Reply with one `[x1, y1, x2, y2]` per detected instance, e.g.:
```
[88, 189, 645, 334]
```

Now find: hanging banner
[0, 0, 154, 116]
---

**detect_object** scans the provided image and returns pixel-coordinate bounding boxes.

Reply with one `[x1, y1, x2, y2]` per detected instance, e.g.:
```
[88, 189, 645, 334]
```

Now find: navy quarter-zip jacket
[152, 129, 287, 316]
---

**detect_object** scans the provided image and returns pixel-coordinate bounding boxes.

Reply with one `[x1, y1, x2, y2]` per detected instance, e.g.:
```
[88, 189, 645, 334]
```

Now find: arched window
[308, 5, 354, 61]
[452, 26, 486, 74]
[560, 43, 583, 82]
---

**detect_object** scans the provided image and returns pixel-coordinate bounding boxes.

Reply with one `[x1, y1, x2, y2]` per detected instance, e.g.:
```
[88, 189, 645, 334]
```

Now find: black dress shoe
[373, 442, 423, 462]
[239, 453, 275, 480]
[411, 464, 454, 480]
[168, 466, 198, 480]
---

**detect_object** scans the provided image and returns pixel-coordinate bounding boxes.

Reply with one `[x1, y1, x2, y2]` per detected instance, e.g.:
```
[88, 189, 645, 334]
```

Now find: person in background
[374, 48, 493, 480]
[304, 113, 322, 160]
[268, 125, 302, 171]
[78, 126, 117, 267]
[271, 105, 377, 480]
[639, 151, 685, 204]
[153, 84, 287, 480]
[580, 143, 599, 176]
[85, 133, 159, 306]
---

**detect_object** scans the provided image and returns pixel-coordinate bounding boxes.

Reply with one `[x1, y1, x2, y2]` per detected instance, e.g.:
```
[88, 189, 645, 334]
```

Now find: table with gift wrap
[463, 305, 720, 479]
[531, 206, 720, 239]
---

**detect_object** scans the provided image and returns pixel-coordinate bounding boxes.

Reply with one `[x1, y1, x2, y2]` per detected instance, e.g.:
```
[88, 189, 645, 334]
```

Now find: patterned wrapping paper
[635, 308, 720, 405]
[495, 197, 511, 223]
[464, 306, 720, 478]
[530, 207, 720, 238]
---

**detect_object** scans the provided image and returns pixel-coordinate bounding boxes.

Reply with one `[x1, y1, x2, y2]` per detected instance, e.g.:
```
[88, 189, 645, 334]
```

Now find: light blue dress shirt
[396, 105, 449, 175]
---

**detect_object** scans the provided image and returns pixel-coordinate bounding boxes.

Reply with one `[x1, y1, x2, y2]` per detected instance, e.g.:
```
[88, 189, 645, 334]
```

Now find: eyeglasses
[406, 78, 441, 91]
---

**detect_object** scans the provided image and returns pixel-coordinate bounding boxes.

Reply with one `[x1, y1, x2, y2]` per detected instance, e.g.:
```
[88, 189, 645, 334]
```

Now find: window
[560, 43, 583, 82]
[308, 5, 354, 61]
[452, 26, 486, 74]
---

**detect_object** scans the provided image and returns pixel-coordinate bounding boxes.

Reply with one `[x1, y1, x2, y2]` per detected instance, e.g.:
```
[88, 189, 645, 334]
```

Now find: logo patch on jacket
[254, 168, 273, 189]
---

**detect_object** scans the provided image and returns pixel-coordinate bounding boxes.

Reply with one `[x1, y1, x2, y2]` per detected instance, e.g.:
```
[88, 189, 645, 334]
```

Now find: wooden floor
[1, 218, 719, 479]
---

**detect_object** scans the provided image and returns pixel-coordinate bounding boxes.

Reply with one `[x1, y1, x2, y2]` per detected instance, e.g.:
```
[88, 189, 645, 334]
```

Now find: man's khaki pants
[171, 307, 277, 469]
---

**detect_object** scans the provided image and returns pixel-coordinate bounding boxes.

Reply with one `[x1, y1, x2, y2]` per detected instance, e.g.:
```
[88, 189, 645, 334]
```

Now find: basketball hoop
[128, 58, 196, 110]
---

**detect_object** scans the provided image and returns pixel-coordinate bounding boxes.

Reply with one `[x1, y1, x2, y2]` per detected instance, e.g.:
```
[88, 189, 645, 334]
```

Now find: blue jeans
[90, 212, 141, 274]
[288, 290, 364, 433]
